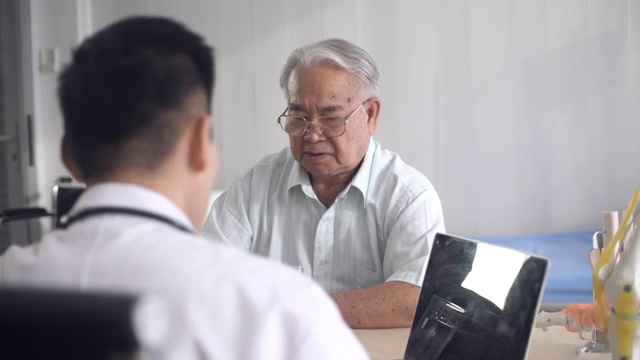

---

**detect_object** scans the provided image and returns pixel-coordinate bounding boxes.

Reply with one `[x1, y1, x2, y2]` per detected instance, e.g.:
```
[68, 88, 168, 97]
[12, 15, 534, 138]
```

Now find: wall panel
[29, 0, 640, 237]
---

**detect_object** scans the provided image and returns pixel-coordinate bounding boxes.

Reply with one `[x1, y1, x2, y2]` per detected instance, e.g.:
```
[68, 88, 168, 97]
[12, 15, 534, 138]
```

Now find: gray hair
[279, 38, 380, 98]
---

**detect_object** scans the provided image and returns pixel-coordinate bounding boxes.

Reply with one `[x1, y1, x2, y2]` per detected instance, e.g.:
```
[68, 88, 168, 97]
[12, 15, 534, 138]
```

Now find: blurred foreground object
[0, 286, 168, 359]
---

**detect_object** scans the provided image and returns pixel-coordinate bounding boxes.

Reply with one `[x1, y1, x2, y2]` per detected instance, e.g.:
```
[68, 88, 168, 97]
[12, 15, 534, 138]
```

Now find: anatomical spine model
[536, 189, 640, 360]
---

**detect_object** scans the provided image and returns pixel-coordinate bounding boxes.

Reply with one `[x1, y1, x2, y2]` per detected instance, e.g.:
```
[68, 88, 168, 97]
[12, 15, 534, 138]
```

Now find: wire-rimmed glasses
[277, 98, 371, 138]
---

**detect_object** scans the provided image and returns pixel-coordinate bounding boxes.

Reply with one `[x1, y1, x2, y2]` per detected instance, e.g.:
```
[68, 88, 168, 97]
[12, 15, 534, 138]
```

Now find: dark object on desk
[0, 177, 84, 230]
[0, 178, 84, 253]
[0, 286, 166, 359]
[51, 177, 85, 228]
[404, 233, 549, 360]
[0, 208, 53, 252]
[0, 207, 52, 223]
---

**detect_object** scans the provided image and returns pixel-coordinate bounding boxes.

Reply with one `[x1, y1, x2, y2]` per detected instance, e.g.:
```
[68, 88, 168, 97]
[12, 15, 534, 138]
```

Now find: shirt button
[319, 260, 326, 265]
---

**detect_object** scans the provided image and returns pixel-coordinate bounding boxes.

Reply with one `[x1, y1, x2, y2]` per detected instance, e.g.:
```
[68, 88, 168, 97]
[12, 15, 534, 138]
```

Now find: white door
[0, 0, 42, 252]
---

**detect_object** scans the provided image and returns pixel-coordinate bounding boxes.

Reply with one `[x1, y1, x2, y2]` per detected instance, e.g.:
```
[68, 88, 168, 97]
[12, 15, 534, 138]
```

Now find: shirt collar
[287, 157, 315, 199]
[350, 138, 377, 203]
[285, 138, 378, 205]
[70, 182, 196, 231]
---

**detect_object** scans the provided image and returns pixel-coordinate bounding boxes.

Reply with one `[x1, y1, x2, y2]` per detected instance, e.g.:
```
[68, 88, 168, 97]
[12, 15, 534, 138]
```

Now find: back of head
[58, 16, 215, 183]
[279, 38, 380, 99]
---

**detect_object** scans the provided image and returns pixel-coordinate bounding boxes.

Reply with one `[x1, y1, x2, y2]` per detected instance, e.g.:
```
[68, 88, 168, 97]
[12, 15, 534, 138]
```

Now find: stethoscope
[58, 207, 194, 234]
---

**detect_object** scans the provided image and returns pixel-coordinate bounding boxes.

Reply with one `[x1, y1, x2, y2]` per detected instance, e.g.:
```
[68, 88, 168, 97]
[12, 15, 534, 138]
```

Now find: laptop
[401, 233, 550, 360]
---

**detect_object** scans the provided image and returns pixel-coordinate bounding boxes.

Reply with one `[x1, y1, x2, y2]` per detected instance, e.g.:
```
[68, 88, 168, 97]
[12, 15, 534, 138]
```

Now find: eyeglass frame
[277, 97, 372, 138]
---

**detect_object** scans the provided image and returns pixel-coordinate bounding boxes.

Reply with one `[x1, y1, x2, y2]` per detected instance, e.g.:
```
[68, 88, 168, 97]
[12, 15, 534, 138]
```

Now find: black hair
[58, 16, 215, 181]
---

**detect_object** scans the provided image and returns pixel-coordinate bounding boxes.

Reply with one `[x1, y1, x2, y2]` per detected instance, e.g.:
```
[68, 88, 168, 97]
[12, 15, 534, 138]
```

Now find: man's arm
[331, 280, 420, 328]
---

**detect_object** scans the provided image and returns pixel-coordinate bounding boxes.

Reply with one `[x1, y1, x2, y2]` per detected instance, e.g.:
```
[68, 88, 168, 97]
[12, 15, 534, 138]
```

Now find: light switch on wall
[39, 48, 61, 73]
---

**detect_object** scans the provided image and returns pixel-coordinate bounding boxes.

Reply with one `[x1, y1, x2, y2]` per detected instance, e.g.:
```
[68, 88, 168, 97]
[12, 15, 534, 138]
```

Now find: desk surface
[355, 326, 587, 360]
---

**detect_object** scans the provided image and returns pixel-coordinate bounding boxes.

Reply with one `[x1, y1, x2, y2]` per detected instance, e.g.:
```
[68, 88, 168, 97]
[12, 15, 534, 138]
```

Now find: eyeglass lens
[280, 116, 345, 137]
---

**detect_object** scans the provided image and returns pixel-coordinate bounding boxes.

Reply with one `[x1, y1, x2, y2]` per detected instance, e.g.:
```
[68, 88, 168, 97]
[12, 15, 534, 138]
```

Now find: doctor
[0, 17, 368, 359]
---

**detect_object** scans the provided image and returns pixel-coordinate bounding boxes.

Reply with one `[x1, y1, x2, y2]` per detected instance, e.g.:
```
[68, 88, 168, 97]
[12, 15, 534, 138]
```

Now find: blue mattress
[471, 230, 596, 305]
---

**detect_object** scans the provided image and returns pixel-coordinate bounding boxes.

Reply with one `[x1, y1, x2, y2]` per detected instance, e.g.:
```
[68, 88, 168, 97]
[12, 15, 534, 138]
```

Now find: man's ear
[187, 114, 213, 172]
[61, 136, 85, 182]
[365, 97, 381, 135]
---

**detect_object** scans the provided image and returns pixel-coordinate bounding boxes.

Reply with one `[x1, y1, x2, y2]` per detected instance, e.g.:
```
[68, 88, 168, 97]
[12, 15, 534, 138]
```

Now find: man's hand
[331, 281, 420, 328]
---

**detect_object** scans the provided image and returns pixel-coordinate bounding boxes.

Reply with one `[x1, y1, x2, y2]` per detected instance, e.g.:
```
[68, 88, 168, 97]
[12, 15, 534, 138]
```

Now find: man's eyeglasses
[277, 98, 371, 138]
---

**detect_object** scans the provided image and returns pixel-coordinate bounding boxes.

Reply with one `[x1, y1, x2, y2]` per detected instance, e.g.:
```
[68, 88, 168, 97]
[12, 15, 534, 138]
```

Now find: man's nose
[303, 122, 326, 140]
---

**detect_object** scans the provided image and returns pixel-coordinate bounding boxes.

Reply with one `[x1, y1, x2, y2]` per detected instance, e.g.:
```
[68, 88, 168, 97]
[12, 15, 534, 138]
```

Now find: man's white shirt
[203, 139, 446, 292]
[0, 183, 369, 359]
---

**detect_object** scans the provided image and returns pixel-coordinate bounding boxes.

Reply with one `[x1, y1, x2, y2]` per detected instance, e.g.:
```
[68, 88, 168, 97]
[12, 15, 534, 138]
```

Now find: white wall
[30, 0, 640, 237]
[29, 0, 77, 216]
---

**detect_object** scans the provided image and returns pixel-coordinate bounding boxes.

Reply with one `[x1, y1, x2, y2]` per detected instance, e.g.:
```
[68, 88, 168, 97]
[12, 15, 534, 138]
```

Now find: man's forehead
[287, 100, 345, 112]
[287, 85, 360, 111]
[287, 66, 360, 98]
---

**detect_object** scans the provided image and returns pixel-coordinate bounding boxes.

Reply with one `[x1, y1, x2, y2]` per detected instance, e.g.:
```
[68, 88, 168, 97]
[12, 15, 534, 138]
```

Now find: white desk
[355, 326, 588, 360]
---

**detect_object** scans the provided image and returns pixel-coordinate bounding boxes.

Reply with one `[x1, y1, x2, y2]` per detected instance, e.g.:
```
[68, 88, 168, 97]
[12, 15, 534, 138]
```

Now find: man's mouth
[304, 151, 329, 161]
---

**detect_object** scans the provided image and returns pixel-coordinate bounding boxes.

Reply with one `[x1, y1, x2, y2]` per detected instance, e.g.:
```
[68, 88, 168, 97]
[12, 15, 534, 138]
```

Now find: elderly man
[0, 19, 369, 358]
[203, 38, 446, 328]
